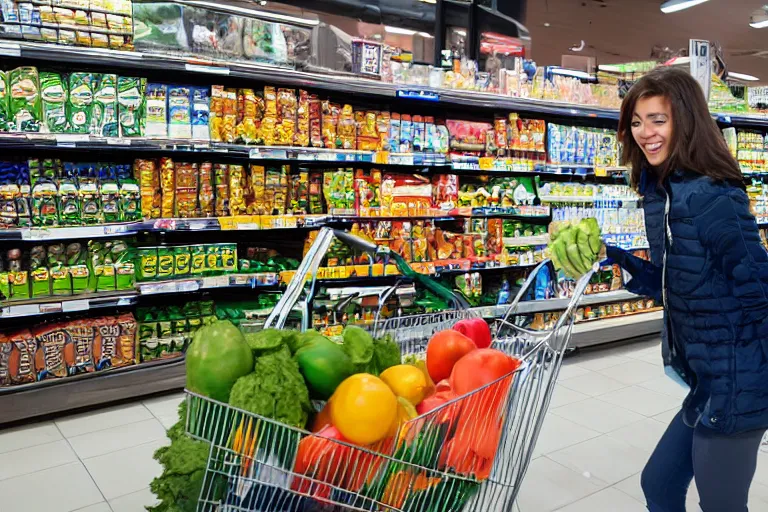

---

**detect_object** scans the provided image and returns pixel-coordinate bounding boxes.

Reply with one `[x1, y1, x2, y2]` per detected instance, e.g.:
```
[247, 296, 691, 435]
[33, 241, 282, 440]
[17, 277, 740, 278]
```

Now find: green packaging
[221, 244, 237, 272]
[91, 74, 118, 137]
[9, 271, 29, 299]
[173, 246, 190, 276]
[9, 66, 41, 133]
[118, 76, 146, 137]
[57, 177, 80, 225]
[31, 179, 59, 227]
[0, 272, 10, 300]
[112, 241, 134, 290]
[0, 70, 9, 132]
[157, 247, 174, 280]
[100, 179, 120, 223]
[66, 72, 95, 134]
[205, 245, 220, 275]
[88, 241, 116, 292]
[190, 245, 206, 275]
[136, 248, 158, 281]
[119, 178, 140, 221]
[67, 243, 89, 295]
[79, 177, 101, 224]
[40, 72, 68, 133]
[48, 244, 71, 296]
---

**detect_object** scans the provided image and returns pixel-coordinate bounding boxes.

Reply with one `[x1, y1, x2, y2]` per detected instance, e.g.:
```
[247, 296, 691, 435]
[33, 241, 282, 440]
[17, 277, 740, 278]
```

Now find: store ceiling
[525, 0, 768, 83]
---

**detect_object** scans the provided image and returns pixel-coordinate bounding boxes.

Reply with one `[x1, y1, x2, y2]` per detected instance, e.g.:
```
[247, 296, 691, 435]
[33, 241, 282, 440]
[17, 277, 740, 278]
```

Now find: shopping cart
[183, 227, 596, 512]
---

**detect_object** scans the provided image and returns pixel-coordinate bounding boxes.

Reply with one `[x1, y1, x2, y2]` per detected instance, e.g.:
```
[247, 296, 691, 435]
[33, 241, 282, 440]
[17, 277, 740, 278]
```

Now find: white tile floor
[3, 336, 768, 511]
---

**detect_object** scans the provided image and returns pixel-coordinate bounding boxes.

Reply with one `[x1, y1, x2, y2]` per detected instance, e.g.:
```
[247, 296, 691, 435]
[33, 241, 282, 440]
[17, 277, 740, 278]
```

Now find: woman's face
[631, 95, 673, 168]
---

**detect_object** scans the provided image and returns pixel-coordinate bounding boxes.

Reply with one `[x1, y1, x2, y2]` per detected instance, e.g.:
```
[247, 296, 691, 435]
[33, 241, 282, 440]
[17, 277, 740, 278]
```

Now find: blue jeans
[641, 410, 765, 512]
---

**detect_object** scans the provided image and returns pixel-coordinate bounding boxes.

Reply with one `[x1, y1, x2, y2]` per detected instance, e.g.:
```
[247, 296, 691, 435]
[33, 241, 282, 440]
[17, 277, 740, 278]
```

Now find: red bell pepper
[452, 318, 492, 349]
[291, 426, 348, 500]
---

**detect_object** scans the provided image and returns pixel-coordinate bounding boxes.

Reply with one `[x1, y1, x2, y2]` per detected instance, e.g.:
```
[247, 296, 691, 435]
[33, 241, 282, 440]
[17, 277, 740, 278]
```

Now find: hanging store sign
[689, 39, 711, 100]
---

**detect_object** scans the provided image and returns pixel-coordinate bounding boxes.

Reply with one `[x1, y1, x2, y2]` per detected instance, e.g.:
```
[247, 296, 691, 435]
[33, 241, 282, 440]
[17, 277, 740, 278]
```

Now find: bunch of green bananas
[548, 217, 603, 279]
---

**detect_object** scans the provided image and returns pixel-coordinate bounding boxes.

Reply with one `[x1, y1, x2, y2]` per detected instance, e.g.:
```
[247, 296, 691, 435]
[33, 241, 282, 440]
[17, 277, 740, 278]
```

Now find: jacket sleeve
[690, 187, 768, 323]
[605, 245, 663, 302]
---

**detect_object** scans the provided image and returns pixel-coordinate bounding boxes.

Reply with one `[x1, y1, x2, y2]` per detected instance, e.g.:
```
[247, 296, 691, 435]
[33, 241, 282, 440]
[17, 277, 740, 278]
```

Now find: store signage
[396, 90, 440, 101]
[689, 39, 711, 100]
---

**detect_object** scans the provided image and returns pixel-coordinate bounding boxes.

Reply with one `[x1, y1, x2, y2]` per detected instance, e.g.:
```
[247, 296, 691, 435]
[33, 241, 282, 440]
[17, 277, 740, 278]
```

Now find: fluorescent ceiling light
[550, 67, 593, 80]
[385, 26, 417, 36]
[598, 64, 623, 72]
[454, 29, 467, 37]
[417, 32, 434, 38]
[728, 71, 760, 81]
[660, 0, 710, 14]
[750, 16, 768, 28]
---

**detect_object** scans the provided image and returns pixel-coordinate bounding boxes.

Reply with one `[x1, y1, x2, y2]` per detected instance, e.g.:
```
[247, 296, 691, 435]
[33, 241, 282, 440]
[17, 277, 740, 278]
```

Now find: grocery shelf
[570, 309, 663, 348]
[0, 291, 137, 319]
[474, 289, 646, 317]
[0, 357, 185, 425]
[3, 41, 767, 127]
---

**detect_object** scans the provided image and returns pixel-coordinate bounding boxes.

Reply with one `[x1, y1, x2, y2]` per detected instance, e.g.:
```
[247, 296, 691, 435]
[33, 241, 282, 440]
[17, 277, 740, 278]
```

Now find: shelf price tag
[185, 63, 230, 75]
[103, 224, 128, 235]
[62, 299, 89, 312]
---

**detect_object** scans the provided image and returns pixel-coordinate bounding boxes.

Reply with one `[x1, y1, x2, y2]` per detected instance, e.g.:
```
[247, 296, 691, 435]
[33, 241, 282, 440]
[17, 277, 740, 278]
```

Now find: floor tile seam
[54, 421, 114, 508]
[106, 486, 153, 505]
[0, 456, 80, 482]
[611, 484, 647, 505]
[57, 408, 157, 440]
[549, 383, 631, 406]
[67, 498, 115, 512]
[556, 379, 631, 396]
[66, 417, 168, 456]
[590, 395, 664, 418]
[0, 434, 69, 457]
[81, 437, 164, 463]
[538, 455, 613, 509]
[533, 420, 603, 455]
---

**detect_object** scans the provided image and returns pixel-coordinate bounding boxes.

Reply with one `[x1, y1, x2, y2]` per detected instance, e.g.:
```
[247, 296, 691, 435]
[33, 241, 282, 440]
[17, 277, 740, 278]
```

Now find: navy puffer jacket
[607, 168, 768, 435]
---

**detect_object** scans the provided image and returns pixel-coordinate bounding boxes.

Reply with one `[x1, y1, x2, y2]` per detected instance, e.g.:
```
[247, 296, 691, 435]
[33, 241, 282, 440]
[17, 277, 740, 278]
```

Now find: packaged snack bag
[0, 334, 11, 386]
[100, 176, 120, 223]
[290, 171, 308, 213]
[7, 329, 36, 384]
[190, 86, 210, 140]
[338, 104, 356, 149]
[236, 88, 259, 144]
[92, 74, 118, 137]
[119, 177, 140, 221]
[209, 85, 224, 142]
[221, 88, 237, 143]
[321, 101, 339, 149]
[145, 83, 168, 138]
[424, 116, 436, 152]
[168, 85, 192, 139]
[265, 165, 288, 214]
[377, 111, 391, 151]
[247, 164, 265, 214]
[174, 161, 197, 218]
[118, 313, 137, 366]
[31, 177, 58, 227]
[190, 245, 206, 275]
[357, 111, 379, 151]
[309, 172, 324, 214]
[33, 323, 68, 380]
[118, 76, 146, 137]
[40, 72, 68, 133]
[29, 244, 50, 298]
[399, 114, 413, 153]
[157, 246, 174, 279]
[66, 72, 95, 134]
[63, 319, 96, 375]
[136, 247, 157, 281]
[309, 93, 322, 148]
[198, 162, 214, 216]
[354, 169, 381, 215]
[214, 164, 229, 216]
[412, 115, 425, 152]
[135, 159, 160, 219]
[295, 89, 310, 147]
[261, 86, 277, 145]
[159, 157, 175, 218]
[93, 316, 119, 370]
[389, 113, 401, 152]
[276, 88, 297, 146]
[9, 66, 42, 133]
[229, 164, 246, 215]
[173, 246, 191, 276]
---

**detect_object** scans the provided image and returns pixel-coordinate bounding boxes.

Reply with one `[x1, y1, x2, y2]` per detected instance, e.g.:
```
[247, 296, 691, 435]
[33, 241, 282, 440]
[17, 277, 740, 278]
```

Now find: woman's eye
[631, 122, 641, 128]
[654, 120, 666, 125]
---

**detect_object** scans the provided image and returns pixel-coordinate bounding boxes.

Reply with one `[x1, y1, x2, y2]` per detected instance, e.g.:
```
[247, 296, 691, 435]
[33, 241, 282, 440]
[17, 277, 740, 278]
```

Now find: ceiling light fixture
[597, 64, 623, 72]
[185, 1, 319, 26]
[750, 8, 768, 28]
[417, 32, 434, 38]
[728, 71, 760, 81]
[385, 26, 417, 36]
[569, 40, 585, 52]
[660, 0, 710, 14]
[454, 29, 467, 37]
[550, 67, 593, 80]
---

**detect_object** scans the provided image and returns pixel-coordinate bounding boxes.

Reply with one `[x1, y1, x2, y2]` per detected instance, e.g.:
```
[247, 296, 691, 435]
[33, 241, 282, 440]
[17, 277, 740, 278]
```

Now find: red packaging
[6, 329, 36, 384]
[446, 120, 493, 155]
[33, 323, 68, 380]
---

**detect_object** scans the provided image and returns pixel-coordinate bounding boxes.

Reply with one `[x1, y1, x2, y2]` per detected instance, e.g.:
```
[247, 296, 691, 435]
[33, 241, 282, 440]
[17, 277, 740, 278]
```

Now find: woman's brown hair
[618, 66, 743, 190]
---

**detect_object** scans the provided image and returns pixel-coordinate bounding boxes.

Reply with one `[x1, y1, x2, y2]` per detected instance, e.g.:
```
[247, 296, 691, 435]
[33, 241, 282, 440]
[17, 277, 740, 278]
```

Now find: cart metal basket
[184, 228, 596, 512]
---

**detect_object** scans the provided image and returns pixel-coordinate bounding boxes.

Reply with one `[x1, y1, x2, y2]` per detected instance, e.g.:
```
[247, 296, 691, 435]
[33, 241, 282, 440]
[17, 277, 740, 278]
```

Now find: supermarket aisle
[3, 336, 768, 511]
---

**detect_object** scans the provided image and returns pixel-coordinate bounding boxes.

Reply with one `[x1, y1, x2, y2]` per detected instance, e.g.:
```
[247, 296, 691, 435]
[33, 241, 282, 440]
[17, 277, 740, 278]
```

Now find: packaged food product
[64, 319, 96, 375]
[119, 177, 140, 221]
[229, 164, 246, 215]
[377, 111, 391, 151]
[136, 247, 158, 281]
[324, 169, 354, 213]
[309, 94, 322, 148]
[157, 246, 174, 279]
[40, 72, 68, 133]
[412, 115, 425, 152]
[221, 88, 237, 143]
[173, 246, 191, 276]
[214, 163, 229, 216]
[446, 120, 492, 154]
[118, 76, 146, 137]
[357, 111, 379, 151]
[322, 101, 339, 149]
[33, 323, 68, 380]
[265, 165, 288, 214]
[276, 88, 297, 146]
[100, 177, 120, 223]
[168, 85, 192, 139]
[338, 104, 356, 150]
[145, 83, 168, 138]
[31, 178, 58, 226]
[174, 161, 197, 218]
[399, 114, 413, 153]
[64, 72, 94, 134]
[209, 85, 224, 142]
[247, 164, 265, 214]
[29, 245, 50, 298]
[9, 66, 42, 133]
[6, 329, 36, 384]
[117, 313, 137, 366]
[190, 245, 206, 275]
[236, 88, 259, 144]
[424, 116, 436, 152]
[190, 86, 210, 140]
[92, 74, 118, 137]
[198, 162, 214, 216]
[354, 169, 381, 215]
[159, 157, 175, 218]
[66, 243, 89, 295]
[135, 159, 160, 219]
[295, 89, 310, 147]
[260, 86, 277, 145]
[309, 172, 324, 214]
